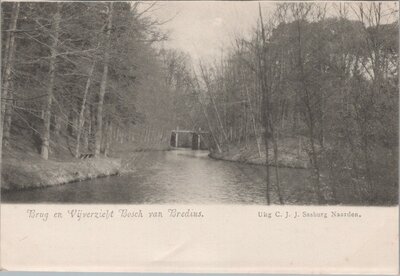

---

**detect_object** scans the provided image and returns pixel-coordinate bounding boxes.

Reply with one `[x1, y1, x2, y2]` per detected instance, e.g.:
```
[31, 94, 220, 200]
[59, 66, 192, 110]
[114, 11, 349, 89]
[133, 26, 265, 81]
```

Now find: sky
[148, 1, 276, 62]
[144, 1, 398, 62]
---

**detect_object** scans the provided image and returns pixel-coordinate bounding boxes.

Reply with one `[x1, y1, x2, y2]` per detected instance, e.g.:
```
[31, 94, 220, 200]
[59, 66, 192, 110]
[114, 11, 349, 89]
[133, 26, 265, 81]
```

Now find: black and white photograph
[0, 1, 399, 274]
[0, 1, 398, 206]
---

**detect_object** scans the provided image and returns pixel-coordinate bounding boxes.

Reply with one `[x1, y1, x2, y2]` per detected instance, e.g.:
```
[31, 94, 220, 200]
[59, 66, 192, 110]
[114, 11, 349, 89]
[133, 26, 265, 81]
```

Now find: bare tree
[199, 62, 229, 144]
[75, 61, 96, 158]
[41, 3, 61, 160]
[95, 2, 113, 157]
[2, 2, 20, 146]
[258, 3, 271, 205]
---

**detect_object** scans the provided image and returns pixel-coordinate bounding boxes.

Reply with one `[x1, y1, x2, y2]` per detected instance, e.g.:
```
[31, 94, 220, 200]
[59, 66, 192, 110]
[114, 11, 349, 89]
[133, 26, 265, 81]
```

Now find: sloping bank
[1, 157, 121, 191]
[208, 141, 310, 169]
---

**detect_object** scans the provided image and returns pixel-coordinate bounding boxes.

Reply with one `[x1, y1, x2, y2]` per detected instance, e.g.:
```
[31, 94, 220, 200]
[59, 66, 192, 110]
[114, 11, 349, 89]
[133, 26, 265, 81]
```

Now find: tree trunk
[200, 64, 229, 144]
[270, 118, 284, 204]
[95, 2, 113, 157]
[2, 2, 20, 146]
[53, 115, 62, 135]
[82, 106, 91, 151]
[103, 120, 112, 157]
[243, 74, 262, 158]
[191, 78, 222, 153]
[259, 4, 271, 205]
[3, 83, 14, 146]
[75, 62, 96, 158]
[41, 3, 61, 160]
[295, 18, 325, 204]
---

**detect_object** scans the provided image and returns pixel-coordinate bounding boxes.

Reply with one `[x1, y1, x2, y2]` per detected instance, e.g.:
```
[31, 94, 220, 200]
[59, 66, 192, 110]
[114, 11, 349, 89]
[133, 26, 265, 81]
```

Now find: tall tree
[2, 2, 20, 146]
[41, 2, 61, 160]
[75, 61, 96, 158]
[94, 2, 113, 156]
[258, 3, 271, 205]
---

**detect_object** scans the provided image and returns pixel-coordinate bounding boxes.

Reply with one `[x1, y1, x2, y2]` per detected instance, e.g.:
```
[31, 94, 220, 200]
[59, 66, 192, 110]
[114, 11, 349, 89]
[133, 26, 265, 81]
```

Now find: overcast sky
[146, 1, 398, 62]
[150, 1, 276, 62]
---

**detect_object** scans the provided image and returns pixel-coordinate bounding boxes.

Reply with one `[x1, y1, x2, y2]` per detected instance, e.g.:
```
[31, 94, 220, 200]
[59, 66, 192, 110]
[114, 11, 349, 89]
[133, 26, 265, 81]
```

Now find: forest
[1, 2, 398, 205]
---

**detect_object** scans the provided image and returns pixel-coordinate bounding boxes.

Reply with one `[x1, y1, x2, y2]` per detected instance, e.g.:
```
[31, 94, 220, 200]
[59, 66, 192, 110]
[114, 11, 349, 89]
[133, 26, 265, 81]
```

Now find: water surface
[2, 150, 314, 204]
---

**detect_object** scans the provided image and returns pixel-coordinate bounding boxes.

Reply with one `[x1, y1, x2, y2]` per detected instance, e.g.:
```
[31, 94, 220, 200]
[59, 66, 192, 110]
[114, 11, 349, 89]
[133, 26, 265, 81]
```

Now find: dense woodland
[1, 2, 398, 204]
[1, 2, 180, 159]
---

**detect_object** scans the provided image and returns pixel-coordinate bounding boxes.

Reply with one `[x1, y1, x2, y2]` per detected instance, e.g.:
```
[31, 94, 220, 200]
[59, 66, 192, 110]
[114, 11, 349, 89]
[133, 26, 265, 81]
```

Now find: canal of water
[2, 149, 315, 204]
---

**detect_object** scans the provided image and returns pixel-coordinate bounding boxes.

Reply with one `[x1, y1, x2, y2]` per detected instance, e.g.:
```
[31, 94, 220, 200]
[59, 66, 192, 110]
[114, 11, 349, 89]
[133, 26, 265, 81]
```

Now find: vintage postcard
[0, 1, 398, 273]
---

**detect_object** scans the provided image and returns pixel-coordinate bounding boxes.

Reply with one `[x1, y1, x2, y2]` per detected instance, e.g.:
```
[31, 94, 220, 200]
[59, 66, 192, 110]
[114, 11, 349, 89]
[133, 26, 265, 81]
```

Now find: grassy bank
[0, 122, 181, 190]
[209, 137, 310, 169]
[1, 156, 121, 191]
[0, 130, 174, 190]
[0, 132, 125, 191]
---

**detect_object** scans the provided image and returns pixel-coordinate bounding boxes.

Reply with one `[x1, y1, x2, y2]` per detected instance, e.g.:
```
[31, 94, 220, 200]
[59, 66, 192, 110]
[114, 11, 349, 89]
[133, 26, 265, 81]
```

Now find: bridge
[170, 128, 209, 150]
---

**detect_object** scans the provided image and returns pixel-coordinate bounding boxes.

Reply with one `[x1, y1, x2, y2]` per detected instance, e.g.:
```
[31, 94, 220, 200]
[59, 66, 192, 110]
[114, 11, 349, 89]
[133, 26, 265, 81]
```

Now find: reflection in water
[2, 149, 314, 204]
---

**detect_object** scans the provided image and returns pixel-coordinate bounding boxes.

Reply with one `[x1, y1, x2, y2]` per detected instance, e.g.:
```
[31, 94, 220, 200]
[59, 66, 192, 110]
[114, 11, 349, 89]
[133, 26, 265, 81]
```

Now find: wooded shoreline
[209, 151, 309, 169]
[208, 138, 310, 169]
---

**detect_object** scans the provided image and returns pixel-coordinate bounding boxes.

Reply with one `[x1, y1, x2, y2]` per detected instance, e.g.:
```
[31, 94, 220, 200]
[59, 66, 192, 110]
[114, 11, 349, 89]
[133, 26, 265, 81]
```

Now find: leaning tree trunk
[94, 2, 113, 157]
[75, 61, 96, 158]
[2, 2, 20, 147]
[191, 77, 222, 153]
[41, 3, 61, 160]
[200, 64, 229, 144]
